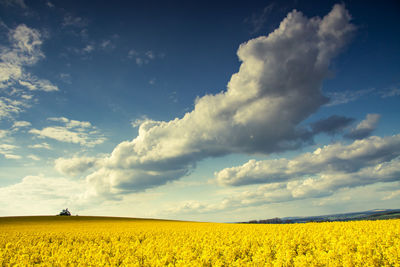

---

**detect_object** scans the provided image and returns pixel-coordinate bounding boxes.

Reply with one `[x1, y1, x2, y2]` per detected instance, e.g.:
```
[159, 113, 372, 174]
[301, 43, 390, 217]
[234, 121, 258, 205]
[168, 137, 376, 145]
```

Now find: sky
[0, 0, 399, 222]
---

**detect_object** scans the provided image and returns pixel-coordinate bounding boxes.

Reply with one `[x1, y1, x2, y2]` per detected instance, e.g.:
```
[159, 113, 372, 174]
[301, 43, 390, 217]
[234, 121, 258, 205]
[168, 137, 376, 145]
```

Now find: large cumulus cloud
[85, 4, 355, 196]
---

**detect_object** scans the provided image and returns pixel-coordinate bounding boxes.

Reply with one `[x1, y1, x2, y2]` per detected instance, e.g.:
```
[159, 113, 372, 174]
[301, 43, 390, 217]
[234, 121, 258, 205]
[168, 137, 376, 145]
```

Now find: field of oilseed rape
[1, 217, 399, 266]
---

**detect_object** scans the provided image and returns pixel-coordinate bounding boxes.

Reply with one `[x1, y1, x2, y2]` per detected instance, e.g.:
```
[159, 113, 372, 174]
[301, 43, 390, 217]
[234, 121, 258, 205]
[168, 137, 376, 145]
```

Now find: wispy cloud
[245, 3, 275, 34]
[12, 120, 31, 130]
[325, 86, 400, 106]
[59, 73, 71, 84]
[345, 113, 380, 140]
[0, 129, 9, 139]
[325, 88, 374, 106]
[28, 142, 51, 150]
[27, 154, 40, 161]
[12, 120, 30, 127]
[0, 0, 27, 9]
[165, 184, 291, 215]
[29, 117, 105, 147]
[0, 143, 20, 159]
[379, 87, 400, 98]
[46, 1, 54, 8]
[169, 91, 178, 103]
[148, 78, 155, 85]
[18, 74, 58, 91]
[128, 49, 162, 66]
[62, 14, 88, 28]
[0, 24, 58, 120]
[382, 189, 400, 200]
[130, 115, 150, 128]
[0, 96, 28, 119]
[100, 39, 115, 50]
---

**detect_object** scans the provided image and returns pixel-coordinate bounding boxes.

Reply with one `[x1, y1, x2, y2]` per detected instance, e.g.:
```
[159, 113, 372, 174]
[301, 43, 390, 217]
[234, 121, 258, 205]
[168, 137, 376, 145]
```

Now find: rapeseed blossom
[0, 217, 399, 266]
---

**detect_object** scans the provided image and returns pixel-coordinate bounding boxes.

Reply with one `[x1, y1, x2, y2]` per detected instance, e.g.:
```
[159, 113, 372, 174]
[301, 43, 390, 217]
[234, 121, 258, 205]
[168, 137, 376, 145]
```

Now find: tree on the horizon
[58, 208, 71, 216]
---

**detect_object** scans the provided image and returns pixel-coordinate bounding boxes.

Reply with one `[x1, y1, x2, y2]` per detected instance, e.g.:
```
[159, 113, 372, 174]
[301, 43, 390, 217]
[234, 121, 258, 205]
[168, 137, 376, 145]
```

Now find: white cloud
[29, 142, 51, 150]
[48, 117, 92, 128]
[0, 24, 58, 120]
[47, 117, 69, 123]
[59, 73, 71, 84]
[345, 113, 380, 140]
[4, 153, 21, 159]
[245, 3, 275, 34]
[382, 190, 400, 200]
[82, 44, 94, 53]
[325, 88, 374, 106]
[0, 129, 9, 138]
[0, 144, 17, 151]
[129, 49, 162, 65]
[1, 24, 43, 67]
[286, 157, 400, 199]
[100, 40, 115, 50]
[85, 4, 356, 196]
[29, 117, 105, 147]
[0, 63, 22, 84]
[131, 115, 149, 128]
[145, 50, 155, 59]
[166, 185, 292, 215]
[18, 74, 58, 91]
[0, 143, 20, 159]
[55, 156, 102, 176]
[0, 175, 86, 215]
[379, 87, 400, 98]
[128, 49, 138, 58]
[183, 134, 400, 214]
[62, 15, 88, 28]
[0, 0, 27, 8]
[12, 120, 31, 128]
[27, 154, 40, 161]
[21, 94, 33, 100]
[169, 91, 178, 103]
[325, 86, 400, 106]
[312, 195, 352, 207]
[171, 150, 400, 214]
[216, 134, 400, 186]
[0, 96, 27, 119]
[46, 1, 54, 8]
[135, 57, 145, 66]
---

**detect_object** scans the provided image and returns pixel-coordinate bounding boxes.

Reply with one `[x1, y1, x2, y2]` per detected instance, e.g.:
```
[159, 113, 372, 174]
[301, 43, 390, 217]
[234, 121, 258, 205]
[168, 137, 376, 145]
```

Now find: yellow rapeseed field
[0, 216, 399, 266]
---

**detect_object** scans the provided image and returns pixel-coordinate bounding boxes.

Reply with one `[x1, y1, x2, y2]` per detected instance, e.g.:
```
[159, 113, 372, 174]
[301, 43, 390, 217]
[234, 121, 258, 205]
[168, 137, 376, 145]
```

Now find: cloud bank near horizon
[171, 134, 400, 214]
[215, 134, 400, 187]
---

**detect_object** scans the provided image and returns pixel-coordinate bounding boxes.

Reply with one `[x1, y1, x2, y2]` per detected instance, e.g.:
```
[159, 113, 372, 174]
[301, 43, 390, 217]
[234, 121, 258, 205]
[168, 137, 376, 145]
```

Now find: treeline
[241, 218, 294, 224]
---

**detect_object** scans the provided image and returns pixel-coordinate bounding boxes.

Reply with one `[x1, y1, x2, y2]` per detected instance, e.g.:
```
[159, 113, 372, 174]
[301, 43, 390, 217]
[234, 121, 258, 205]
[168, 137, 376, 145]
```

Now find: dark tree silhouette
[58, 208, 71, 216]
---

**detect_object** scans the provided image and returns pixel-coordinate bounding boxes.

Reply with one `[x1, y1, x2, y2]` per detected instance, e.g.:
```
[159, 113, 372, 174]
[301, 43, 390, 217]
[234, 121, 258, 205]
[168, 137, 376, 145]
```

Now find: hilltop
[240, 209, 400, 224]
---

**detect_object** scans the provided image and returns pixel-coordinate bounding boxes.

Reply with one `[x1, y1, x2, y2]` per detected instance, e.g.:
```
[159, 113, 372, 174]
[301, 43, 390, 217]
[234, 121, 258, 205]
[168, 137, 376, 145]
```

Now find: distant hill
[239, 209, 400, 224]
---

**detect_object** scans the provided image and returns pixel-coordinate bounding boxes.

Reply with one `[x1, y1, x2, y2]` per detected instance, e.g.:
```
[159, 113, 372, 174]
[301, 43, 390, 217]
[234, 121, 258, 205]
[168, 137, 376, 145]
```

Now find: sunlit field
[1, 216, 399, 266]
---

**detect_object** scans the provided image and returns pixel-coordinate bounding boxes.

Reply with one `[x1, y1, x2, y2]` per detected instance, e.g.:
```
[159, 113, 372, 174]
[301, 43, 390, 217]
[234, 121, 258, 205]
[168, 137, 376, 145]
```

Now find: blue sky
[0, 0, 399, 222]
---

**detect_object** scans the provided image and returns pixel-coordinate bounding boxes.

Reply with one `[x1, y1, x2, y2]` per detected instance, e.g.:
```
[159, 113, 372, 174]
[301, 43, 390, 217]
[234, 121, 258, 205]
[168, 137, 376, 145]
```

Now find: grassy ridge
[0, 216, 177, 225]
